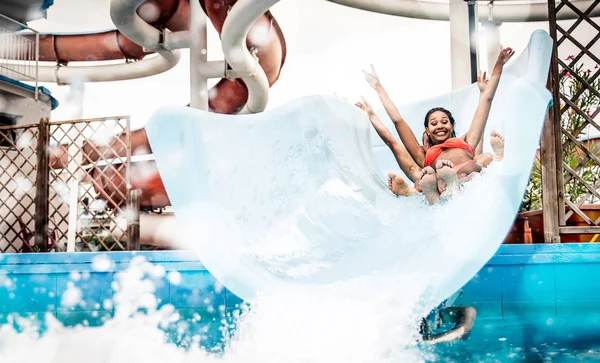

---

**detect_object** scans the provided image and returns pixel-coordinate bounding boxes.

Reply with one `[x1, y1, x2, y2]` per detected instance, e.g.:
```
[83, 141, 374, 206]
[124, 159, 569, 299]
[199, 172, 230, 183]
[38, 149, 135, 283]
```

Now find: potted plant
[504, 56, 600, 244]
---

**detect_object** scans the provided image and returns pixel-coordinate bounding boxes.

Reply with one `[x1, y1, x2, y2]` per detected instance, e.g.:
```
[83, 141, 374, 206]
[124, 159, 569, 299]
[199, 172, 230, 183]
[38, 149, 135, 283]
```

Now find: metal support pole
[35, 32, 39, 101]
[450, 0, 476, 89]
[481, 19, 502, 75]
[34, 117, 49, 251]
[466, 0, 478, 83]
[190, 0, 209, 110]
[127, 189, 141, 251]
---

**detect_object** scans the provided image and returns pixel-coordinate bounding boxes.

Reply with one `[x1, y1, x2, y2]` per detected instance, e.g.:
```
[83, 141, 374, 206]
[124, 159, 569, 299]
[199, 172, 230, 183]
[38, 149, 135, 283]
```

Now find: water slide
[144, 30, 553, 306]
[29, 0, 287, 210]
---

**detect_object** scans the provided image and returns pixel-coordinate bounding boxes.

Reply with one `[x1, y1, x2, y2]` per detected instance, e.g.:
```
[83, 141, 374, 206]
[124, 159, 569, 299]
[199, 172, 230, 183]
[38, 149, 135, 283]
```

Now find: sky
[26, 0, 569, 132]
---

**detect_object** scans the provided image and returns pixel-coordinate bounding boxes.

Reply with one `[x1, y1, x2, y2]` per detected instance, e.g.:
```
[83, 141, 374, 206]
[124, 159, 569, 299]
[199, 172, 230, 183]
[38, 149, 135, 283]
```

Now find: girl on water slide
[355, 46, 515, 205]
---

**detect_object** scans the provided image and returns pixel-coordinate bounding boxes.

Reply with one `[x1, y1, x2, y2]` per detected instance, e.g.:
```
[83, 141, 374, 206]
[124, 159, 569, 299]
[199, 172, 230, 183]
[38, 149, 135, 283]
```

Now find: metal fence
[0, 116, 140, 253]
[0, 13, 39, 99]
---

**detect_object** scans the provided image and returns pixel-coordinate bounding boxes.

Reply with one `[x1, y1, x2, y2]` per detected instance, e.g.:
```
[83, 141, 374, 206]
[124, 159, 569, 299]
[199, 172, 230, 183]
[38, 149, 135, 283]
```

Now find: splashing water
[3, 153, 502, 362]
[144, 30, 553, 303]
[0, 256, 439, 363]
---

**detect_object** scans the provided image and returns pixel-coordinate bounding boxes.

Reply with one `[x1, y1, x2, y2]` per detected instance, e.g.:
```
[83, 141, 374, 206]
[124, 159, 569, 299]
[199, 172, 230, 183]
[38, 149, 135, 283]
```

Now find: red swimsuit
[423, 138, 475, 167]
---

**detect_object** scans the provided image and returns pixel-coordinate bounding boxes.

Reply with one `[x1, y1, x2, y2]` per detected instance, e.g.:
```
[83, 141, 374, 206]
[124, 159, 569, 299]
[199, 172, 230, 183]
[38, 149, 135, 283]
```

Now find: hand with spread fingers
[362, 64, 382, 89]
[496, 45, 515, 66]
[477, 71, 489, 93]
[355, 95, 375, 116]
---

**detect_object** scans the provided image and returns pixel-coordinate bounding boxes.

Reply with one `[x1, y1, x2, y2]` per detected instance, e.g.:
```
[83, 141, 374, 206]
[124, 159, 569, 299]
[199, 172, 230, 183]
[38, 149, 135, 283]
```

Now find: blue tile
[225, 289, 245, 309]
[57, 310, 114, 327]
[556, 300, 600, 317]
[0, 275, 16, 312]
[161, 261, 206, 272]
[163, 250, 204, 264]
[56, 272, 114, 312]
[468, 301, 503, 319]
[502, 300, 555, 318]
[169, 271, 225, 309]
[501, 265, 555, 302]
[461, 266, 502, 303]
[469, 318, 507, 338]
[497, 243, 600, 256]
[164, 308, 227, 351]
[3, 274, 57, 313]
[555, 264, 600, 300]
[0, 311, 52, 327]
[152, 276, 171, 308]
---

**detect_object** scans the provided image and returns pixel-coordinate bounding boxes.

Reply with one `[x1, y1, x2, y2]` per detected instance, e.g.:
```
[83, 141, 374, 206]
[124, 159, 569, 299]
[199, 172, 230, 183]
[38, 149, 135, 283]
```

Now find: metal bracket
[224, 61, 237, 79]
[142, 29, 166, 52]
[223, 47, 260, 79]
[247, 46, 260, 77]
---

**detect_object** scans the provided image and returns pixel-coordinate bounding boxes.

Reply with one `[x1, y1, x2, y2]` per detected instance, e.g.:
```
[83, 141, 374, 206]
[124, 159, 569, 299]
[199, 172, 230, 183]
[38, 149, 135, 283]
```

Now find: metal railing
[0, 13, 39, 100]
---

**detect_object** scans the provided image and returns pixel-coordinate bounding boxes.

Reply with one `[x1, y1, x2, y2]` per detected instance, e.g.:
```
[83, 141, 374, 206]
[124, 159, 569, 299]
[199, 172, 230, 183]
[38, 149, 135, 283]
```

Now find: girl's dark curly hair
[423, 107, 457, 145]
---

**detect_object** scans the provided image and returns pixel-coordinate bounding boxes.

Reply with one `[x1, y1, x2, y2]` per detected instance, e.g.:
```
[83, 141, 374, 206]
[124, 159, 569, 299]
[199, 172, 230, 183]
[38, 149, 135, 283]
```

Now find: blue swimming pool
[1, 243, 599, 361]
[427, 315, 600, 362]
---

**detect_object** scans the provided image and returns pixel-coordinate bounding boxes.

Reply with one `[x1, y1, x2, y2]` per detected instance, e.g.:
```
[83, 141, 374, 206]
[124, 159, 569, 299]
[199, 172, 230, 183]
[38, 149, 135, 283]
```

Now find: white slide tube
[22, 51, 180, 84]
[327, 0, 600, 22]
[221, 0, 280, 114]
[163, 30, 190, 50]
[110, 0, 162, 51]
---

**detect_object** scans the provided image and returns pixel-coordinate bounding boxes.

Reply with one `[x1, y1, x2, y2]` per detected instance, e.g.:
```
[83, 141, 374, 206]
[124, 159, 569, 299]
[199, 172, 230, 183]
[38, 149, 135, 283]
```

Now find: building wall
[0, 91, 52, 125]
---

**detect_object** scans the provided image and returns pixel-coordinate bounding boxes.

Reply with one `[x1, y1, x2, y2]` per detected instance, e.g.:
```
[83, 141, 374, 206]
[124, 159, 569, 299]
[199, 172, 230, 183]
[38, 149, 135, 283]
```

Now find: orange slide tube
[45, 0, 286, 209]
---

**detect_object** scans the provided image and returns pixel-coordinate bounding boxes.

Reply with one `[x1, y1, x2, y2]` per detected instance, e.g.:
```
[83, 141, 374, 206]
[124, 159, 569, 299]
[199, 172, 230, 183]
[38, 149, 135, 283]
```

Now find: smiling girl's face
[426, 110, 454, 144]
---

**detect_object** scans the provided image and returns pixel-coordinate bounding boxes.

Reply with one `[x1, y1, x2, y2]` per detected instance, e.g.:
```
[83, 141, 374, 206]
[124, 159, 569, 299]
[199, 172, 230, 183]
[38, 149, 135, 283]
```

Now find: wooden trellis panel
[0, 116, 140, 253]
[0, 123, 40, 252]
[48, 116, 134, 252]
[547, 0, 600, 241]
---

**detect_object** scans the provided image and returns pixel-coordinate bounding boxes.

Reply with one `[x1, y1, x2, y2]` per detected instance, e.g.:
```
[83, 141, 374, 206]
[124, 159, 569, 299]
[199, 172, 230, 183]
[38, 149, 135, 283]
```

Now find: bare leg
[388, 173, 419, 197]
[390, 143, 422, 184]
[436, 160, 459, 198]
[490, 130, 504, 160]
[419, 166, 440, 205]
[474, 136, 484, 156]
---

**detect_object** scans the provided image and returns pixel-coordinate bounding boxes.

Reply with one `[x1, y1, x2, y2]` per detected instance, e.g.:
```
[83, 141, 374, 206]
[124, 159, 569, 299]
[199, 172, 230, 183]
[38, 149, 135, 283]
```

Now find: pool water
[2, 244, 600, 362]
[427, 316, 600, 362]
[0, 309, 236, 352]
[2, 307, 600, 362]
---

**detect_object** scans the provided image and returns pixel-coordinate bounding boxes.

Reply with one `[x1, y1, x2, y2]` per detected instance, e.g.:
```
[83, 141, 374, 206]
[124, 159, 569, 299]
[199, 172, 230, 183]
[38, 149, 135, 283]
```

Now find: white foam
[0, 257, 436, 363]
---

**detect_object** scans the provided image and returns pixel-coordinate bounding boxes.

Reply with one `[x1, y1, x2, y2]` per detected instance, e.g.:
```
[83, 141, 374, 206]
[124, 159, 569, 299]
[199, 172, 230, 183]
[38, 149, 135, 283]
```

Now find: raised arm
[355, 96, 421, 182]
[363, 65, 425, 166]
[464, 46, 515, 149]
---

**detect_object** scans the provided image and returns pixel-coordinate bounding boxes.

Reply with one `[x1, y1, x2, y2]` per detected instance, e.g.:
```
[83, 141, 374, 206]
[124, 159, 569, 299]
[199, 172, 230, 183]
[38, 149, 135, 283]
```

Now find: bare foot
[490, 130, 504, 160]
[474, 152, 493, 167]
[436, 160, 459, 197]
[388, 173, 419, 197]
[419, 166, 440, 205]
